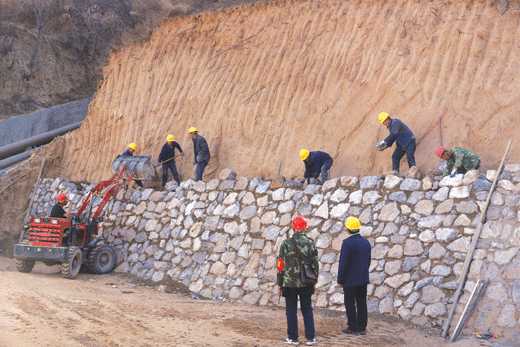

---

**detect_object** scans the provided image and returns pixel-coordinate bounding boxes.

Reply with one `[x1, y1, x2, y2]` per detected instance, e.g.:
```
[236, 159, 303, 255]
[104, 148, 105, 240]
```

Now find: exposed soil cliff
[51, 0, 520, 182]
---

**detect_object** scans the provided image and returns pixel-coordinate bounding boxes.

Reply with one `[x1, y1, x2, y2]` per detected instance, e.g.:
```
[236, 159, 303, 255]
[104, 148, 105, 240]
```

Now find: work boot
[407, 166, 418, 178]
[384, 170, 399, 176]
[342, 327, 357, 335]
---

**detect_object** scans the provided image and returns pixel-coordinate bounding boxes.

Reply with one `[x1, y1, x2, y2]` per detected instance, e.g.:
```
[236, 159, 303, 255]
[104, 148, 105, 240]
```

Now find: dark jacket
[304, 151, 333, 179]
[192, 134, 210, 163]
[337, 234, 371, 287]
[159, 142, 183, 163]
[384, 119, 415, 149]
[50, 203, 66, 218]
[120, 149, 134, 157]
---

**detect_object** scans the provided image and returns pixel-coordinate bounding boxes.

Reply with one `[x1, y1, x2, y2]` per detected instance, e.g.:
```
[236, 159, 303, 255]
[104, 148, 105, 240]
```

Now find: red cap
[291, 216, 308, 232]
[56, 193, 68, 203]
[435, 146, 446, 158]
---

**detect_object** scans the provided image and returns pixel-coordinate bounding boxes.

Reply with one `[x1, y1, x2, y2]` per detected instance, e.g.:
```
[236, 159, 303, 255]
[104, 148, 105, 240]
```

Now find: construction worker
[337, 217, 371, 336]
[435, 146, 480, 176]
[276, 216, 318, 346]
[188, 127, 210, 181]
[299, 149, 333, 184]
[159, 134, 183, 187]
[376, 112, 417, 176]
[121, 142, 138, 157]
[50, 193, 69, 218]
[118, 143, 143, 187]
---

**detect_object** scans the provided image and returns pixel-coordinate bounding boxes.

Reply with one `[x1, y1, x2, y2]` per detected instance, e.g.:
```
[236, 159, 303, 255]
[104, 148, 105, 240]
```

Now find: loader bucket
[112, 155, 158, 182]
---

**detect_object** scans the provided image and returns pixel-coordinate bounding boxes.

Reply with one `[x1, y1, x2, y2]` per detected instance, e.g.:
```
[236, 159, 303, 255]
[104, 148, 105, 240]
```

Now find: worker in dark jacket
[188, 127, 210, 181]
[299, 149, 333, 184]
[277, 216, 319, 346]
[159, 134, 183, 187]
[50, 193, 69, 218]
[338, 216, 371, 336]
[118, 143, 143, 187]
[376, 112, 417, 176]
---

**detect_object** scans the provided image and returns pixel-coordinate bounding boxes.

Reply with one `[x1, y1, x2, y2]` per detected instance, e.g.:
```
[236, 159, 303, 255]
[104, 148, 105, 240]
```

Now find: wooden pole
[449, 279, 488, 342]
[441, 139, 512, 338]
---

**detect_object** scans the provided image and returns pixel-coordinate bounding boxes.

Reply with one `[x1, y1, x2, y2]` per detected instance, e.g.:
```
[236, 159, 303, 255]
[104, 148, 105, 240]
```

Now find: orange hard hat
[291, 216, 308, 232]
[435, 146, 446, 158]
[56, 193, 68, 203]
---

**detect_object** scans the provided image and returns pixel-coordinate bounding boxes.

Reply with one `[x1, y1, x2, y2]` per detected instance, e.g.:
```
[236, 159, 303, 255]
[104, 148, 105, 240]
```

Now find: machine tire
[87, 245, 116, 274]
[15, 259, 35, 273]
[61, 247, 82, 279]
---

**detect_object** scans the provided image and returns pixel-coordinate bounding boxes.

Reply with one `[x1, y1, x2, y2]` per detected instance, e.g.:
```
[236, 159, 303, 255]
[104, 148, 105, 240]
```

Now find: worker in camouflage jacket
[276, 216, 319, 346]
[435, 146, 480, 176]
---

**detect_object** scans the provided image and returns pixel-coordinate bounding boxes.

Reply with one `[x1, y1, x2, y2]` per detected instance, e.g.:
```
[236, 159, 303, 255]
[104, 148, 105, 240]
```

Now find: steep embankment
[55, 0, 520, 181]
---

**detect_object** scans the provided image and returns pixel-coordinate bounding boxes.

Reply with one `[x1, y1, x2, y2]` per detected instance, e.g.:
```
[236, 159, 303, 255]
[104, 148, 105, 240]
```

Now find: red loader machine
[13, 170, 128, 279]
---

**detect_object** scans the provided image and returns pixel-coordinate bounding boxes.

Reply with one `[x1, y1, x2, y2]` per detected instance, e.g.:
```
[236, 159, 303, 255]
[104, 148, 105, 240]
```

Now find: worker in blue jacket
[299, 149, 333, 184]
[159, 134, 183, 187]
[375, 112, 417, 176]
[337, 217, 371, 336]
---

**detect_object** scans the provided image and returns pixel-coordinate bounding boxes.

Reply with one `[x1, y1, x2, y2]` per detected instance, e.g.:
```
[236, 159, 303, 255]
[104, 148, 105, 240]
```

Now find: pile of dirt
[0, 0, 259, 119]
[48, 0, 520, 183]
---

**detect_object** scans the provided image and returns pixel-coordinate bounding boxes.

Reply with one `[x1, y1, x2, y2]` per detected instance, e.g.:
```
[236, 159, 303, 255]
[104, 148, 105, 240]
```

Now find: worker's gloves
[375, 141, 387, 151]
[449, 168, 457, 177]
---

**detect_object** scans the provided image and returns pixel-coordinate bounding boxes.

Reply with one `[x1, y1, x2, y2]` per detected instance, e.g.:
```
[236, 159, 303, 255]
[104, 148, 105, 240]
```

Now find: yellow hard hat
[128, 143, 137, 151]
[187, 127, 198, 134]
[378, 112, 390, 124]
[345, 216, 361, 231]
[299, 148, 310, 161]
[166, 134, 175, 142]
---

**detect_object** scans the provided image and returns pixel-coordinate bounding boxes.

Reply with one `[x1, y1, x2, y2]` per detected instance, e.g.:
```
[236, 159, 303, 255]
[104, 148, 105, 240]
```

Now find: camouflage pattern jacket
[444, 147, 480, 175]
[276, 233, 319, 288]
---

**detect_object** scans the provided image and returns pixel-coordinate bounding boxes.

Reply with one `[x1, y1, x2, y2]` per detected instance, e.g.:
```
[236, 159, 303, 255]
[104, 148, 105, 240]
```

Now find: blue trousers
[392, 138, 416, 172]
[195, 160, 208, 181]
[284, 286, 316, 341]
[162, 161, 180, 186]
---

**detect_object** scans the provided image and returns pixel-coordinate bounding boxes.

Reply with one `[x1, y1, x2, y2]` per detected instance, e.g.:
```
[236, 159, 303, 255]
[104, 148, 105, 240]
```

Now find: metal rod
[0, 122, 81, 160]
[441, 139, 512, 338]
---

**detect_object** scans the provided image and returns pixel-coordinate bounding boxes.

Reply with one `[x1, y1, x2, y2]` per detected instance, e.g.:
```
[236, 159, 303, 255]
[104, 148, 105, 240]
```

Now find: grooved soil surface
[54, 0, 520, 182]
[0, 256, 472, 347]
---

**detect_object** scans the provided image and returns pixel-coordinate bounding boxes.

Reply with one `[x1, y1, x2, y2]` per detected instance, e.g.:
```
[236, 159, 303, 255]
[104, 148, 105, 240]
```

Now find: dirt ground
[0, 257, 486, 347]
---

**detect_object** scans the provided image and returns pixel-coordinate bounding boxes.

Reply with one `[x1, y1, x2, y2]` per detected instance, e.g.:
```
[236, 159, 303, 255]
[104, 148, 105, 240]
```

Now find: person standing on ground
[188, 127, 210, 181]
[299, 148, 333, 184]
[159, 134, 183, 187]
[276, 216, 319, 346]
[435, 146, 480, 176]
[337, 216, 371, 336]
[50, 193, 69, 218]
[118, 143, 143, 187]
[375, 112, 417, 176]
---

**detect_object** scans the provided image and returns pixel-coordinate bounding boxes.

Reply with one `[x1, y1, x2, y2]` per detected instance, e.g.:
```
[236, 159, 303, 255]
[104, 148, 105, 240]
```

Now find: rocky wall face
[31, 167, 520, 337]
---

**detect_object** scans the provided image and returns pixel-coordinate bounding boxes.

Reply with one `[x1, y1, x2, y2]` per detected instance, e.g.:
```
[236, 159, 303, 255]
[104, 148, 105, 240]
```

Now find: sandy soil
[53, 0, 520, 183]
[0, 256, 483, 347]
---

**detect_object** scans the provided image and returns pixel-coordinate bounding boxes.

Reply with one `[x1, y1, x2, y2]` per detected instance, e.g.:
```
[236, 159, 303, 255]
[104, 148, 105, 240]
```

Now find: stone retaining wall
[30, 168, 520, 338]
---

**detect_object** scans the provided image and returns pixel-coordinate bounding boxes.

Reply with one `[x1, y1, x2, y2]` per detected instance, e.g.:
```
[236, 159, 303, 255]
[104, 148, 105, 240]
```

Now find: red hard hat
[291, 216, 308, 232]
[435, 146, 446, 158]
[56, 193, 68, 203]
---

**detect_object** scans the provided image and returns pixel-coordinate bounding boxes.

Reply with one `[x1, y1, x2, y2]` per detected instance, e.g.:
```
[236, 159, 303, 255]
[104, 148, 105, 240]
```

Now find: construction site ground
[0, 257, 483, 347]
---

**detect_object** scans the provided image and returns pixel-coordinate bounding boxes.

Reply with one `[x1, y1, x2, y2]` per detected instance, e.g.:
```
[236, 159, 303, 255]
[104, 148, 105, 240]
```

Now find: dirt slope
[0, 0, 258, 119]
[0, 256, 464, 347]
[50, 0, 520, 182]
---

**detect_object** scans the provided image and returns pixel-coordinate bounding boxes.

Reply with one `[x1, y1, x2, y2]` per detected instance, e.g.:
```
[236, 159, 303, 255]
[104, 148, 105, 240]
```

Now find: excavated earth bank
[48, 0, 520, 183]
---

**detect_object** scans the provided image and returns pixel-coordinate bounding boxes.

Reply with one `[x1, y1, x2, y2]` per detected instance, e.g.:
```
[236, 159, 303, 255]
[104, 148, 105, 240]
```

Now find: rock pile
[31, 166, 520, 335]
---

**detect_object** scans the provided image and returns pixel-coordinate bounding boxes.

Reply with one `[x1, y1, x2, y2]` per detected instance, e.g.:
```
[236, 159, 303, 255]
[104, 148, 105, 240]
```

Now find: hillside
[0, 0, 257, 119]
[50, 0, 520, 182]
